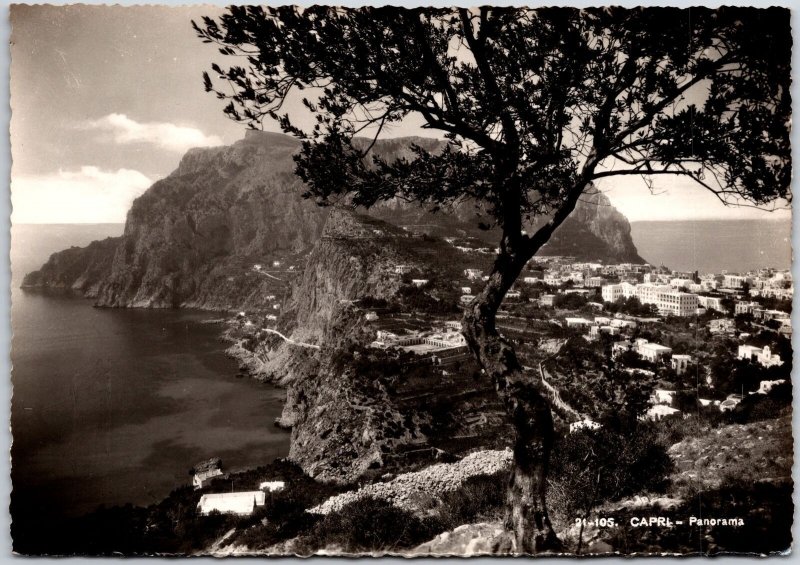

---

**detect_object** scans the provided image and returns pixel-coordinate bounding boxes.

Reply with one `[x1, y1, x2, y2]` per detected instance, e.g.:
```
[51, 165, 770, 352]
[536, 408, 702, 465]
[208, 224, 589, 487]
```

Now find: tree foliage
[195, 6, 791, 554]
[195, 6, 791, 237]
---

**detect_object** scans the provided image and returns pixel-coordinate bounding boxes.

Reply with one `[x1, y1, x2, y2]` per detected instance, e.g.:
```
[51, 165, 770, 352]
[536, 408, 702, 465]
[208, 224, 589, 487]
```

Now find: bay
[10, 224, 290, 521]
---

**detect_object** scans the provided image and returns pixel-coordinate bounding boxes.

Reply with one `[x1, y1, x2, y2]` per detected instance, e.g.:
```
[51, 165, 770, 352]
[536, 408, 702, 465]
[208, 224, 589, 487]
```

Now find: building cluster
[370, 324, 468, 357]
[737, 344, 784, 368]
[192, 458, 287, 516]
[601, 282, 700, 316]
[611, 338, 693, 375]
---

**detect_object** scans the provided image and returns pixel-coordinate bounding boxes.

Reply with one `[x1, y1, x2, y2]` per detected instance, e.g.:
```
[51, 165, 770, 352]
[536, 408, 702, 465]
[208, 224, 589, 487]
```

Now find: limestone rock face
[262, 211, 426, 481]
[22, 131, 643, 311]
[21, 237, 121, 297]
[20, 131, 646, 483]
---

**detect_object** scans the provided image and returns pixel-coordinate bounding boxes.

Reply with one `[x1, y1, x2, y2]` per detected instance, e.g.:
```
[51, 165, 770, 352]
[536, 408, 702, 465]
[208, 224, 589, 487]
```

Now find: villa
[198, 491, 266, 516]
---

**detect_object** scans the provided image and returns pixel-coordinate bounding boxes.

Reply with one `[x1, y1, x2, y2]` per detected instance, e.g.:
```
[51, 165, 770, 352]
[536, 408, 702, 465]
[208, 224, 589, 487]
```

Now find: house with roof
[198, 491, 266, 516]
[644, 405, 681, 422]
[635, 339, 672, 363]
[738, 344, 784, 368]
[259, 481, 286, 493]
[671, 354, 693, 375]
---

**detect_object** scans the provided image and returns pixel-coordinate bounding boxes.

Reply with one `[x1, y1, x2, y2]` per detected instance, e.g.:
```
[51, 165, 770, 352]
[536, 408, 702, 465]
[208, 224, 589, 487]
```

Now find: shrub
[435, 472, 507, 529]
[296, 497, 442, 554]
[548, 423, 673, 531]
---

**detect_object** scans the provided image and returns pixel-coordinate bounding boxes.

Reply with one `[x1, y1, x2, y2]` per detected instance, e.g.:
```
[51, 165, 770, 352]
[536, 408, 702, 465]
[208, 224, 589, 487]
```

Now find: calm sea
[10, 224, 290, 521]
[630, 219, 792, 274]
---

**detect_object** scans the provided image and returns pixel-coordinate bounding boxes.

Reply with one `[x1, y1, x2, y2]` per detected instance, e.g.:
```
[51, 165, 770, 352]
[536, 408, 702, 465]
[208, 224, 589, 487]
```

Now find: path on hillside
[263, 328, 320, 350]
[255, 271, 283, 281]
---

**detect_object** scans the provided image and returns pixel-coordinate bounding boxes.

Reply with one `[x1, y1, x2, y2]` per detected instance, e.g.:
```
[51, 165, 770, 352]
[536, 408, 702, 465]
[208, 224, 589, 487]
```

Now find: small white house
[752, 379, 786, 395]
[645, 405, 681, 422]
[461, 287, 472, 295]
[651, 389, 676, 406]
[671, 354, 693, 375]
[364, 311, 379, 322]
[411, 279, 429, 287]
[636, 341, 672, 363]
[198, 491, 266, 516]
[259, 480, 286, 493]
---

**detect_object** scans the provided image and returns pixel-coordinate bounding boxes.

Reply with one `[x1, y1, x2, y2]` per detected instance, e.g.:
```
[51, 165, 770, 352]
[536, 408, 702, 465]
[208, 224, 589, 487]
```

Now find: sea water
[10, 224, 289, 520]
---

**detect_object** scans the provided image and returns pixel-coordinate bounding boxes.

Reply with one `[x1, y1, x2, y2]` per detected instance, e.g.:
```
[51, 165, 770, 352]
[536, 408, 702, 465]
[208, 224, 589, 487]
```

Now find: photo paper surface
[9, 4, 794, 556]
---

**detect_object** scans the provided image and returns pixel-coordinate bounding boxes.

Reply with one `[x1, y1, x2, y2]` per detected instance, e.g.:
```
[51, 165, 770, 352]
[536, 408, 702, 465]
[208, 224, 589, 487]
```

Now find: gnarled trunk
[461, 239, 561, 554]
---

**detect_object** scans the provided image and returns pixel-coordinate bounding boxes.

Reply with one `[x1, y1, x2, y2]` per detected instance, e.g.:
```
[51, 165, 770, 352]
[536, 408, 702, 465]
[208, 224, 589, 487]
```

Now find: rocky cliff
[22, 131, 643, 309]
[21, 236, 121, 296]
[253, 210, 432, 481]
[20, 130, 646, 484]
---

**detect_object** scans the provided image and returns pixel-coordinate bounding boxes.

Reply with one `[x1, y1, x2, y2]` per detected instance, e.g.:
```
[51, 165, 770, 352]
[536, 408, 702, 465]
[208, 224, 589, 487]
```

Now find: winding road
[263, 328, 321, 350]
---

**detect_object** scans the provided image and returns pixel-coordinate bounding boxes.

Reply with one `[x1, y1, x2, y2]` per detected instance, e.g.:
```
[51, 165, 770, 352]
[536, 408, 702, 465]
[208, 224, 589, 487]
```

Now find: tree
[195, 6, 791, 554]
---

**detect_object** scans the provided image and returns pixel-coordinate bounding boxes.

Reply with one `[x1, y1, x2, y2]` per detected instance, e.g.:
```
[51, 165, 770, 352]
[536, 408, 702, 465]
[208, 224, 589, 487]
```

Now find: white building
[723, 274, 748, 288]
[652, 389, 676, 405]
[738, 344, 784, 368]
[585, 276, 603, 288]
[395, 265, 413, 274]
[645, 405, 681, 422]
[735, 301, 759, 315]
[565, 317, 592, 328]
[464, 268, 483, 280]
[671, 354, 693, 375]
[697, 295, 725, 312]
[259, 481, 286, 492]
[601, 284, 622, 303]
[619, 282, 638, 299]
[364, 311, 379, 322]
[636, 340, 672, 363]
[752, 379, 786, 395]
[544, 272, 562, 286]
[461, 286, 472, 295]
[411, 279, 429, 287]
[636, 283, 672, 306]
[609, 318, 637, 330]
[198, 491, 266, 516]
[656, 290, 699, 317]
[670, 278, 694, 289]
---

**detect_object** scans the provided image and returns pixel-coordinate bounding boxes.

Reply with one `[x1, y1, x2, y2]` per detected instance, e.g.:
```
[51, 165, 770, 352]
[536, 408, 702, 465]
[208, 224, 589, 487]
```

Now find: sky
[9, 5, 793, 224]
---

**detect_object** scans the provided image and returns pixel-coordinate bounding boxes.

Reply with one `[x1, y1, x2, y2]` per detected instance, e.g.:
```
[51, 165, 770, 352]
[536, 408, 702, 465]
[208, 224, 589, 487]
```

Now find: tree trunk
[461, 238, 561, 554]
